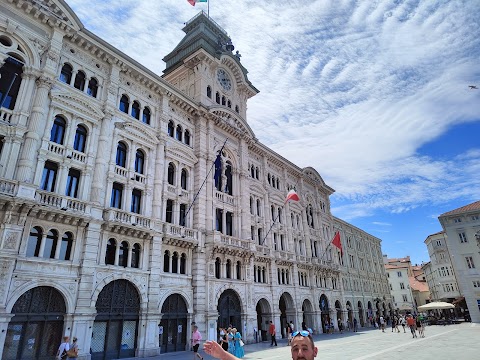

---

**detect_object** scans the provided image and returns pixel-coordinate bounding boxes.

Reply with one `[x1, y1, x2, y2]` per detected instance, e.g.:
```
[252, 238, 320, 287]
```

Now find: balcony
[215, 233, 250, 249]
[36, 190, 89, 213]
[70, 149, 87, 163]
[0, 179, 18, 196]
[115, 165, 128, 177]
[215, 190, 234, 205]
[255, 244, 271, 256]
[0, 108, 13, 123]
[48, 142, 66, 156]
[103, 208, 151, 229]
[164, 223, 199, 241]
[275, 250, 296, 261]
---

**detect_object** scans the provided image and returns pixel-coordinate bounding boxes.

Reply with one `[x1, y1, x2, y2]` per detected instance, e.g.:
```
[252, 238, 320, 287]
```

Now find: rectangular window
[179, 203, 186, 226]
[165, 199, 173, 223]
[466, 256, 475, 269]
[273, 233, 278, 251]
[400, 282, 405, 289]
[110, 182, 123, 209]
[251, 226, 255, 241]
[472, 215, 479, 221]
[226, 211, 233, 236]
[397, 271, 402, 277]
[131, 188, 142, 214]
[41, 161, 58, 192]
[402, 294, 408, 302]
[65, 168, 80, 198]
[454, 218, 462, 223]
[473, 281, 480, 288]
[459, 232, 468, 243]
[389, 283, 392, 290]
[216, 209, 223, 233]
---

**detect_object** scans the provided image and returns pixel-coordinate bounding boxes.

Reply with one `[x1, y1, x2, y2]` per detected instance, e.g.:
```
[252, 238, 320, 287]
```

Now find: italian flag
[188, 0, 207, 5]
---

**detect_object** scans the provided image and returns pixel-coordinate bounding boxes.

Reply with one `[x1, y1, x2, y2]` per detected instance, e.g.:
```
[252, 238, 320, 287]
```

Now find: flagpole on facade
[318, 231, 342, 263]
[181, 138, 228, 227]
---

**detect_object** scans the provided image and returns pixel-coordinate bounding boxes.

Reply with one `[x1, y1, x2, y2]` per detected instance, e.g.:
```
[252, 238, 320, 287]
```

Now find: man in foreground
[204, 330, 318, 360]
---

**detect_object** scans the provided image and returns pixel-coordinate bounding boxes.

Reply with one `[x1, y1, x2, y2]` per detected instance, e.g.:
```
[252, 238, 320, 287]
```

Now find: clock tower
[162, 11, 259, 120]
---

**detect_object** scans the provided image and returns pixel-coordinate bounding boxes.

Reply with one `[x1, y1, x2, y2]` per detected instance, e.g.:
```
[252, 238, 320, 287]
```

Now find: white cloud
[66, 0, 480, 220]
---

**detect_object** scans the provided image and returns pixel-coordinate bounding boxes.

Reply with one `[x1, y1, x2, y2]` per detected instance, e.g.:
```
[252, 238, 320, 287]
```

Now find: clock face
[217, 68, 232, 91]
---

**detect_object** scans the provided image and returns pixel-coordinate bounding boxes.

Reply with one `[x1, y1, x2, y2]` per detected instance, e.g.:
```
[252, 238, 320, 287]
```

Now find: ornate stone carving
[3, 231, 19, 250]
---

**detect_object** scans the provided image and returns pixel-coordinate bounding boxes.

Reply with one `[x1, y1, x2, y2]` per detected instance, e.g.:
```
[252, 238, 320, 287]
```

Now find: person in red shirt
[406, 315, 417, 338]
[269, 321, 277, 346]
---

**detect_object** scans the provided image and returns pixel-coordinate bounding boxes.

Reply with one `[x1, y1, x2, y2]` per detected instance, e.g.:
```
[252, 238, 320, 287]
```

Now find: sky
[65, 0, 480, 265]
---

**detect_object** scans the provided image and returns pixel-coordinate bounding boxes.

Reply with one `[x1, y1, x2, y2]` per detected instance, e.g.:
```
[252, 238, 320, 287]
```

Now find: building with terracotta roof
[438, 200, 480, 323]
[384, 259, 416, 313]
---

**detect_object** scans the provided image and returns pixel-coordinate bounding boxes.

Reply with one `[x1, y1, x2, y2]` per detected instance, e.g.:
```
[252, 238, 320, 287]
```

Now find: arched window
[250, 165, 254, 178]
[105, 238, 116, 265]
[235, 105, 239, 113]
[271, 206, 275, 221]
[225, 161, 233, 195]
[50, 116, 66, 144]
[254, 265, 257, 282]
[167, 120, 174, 137]
[165, 199, 173, 223]
[250, 197, 254, 214]
[131, 101, 140, 120]
[258, 267, 262, 282]
[131, 243, 141, 268]
[215, 257, 221, 279]
[226, 259, 231, 278]
[184, 130, 191, 146]
[181, 169, 188, 190]
[59, 232, 73, 260]
[119, 241, 129, 267]
[180, 253, 186, 274]
[226, 212, 233, 236]
[142, 107, 151, 124]
[163, 250, 170, 272]
[179, 203, 186, 227]
[73, 124, 87, 152]
[262, 267, 266, 283]
[135, 149, 145, 174]
[221, 96, 226, 106]
[26, 226, 42, 257]
[227, 100, 231, 108]
[119, 94, 129, 113]
[176, 125, 182, 141]
[286, 269, 289, 284]
[207, 86, 212, 98]
[267, 174, 271, 185]
[271, 176, 275, 187]
[278, 208, 282, 223]
[167, 163, 175, 185]
[276, 178, 280, 189]
[0, 56, 23, 110]
[43, 230, 58, 259]
[87, 77, 98, 97]
[215, 92, 220, 104]
[172, 252, 179, 273]
[59, 63, 72, 84]
[74, 70, 86, 90]
[116, 142, 127, 167]
[277, 269, 281, 284]
[255, 167, 259, 179]
[256, 199, 261, 216]
[236, 261, 241, 280]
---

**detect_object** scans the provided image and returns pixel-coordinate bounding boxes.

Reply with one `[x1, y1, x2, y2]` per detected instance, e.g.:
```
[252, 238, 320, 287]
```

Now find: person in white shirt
[56, 336, 70, 360]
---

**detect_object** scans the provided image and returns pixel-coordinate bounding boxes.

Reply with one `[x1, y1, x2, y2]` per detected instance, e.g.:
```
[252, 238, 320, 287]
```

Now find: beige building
[0, 1, 392, 359]
[384, 258, 415, 313]
[438, 201, 480, 323]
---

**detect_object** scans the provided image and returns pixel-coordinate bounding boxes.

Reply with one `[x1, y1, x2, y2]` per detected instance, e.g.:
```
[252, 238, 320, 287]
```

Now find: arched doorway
[319, 294, 330, 333]
[91, 280, 140, 360]
[279, 293, 294, 338]
[335, 300, 343, 327]
[346, 301, 353, 326]
[357, 301, 364, 327]
[159, 294, 188, 353]
[301, 299, 314, 330]
[3, 286, 65, 360]
[255, 298, 271, 342]
[217, 289, 242, 330]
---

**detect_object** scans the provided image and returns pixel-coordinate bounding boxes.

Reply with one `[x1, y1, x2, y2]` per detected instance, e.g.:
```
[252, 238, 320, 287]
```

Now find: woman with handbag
[232, 328, 244, 358]
[67, 337, 78, 359]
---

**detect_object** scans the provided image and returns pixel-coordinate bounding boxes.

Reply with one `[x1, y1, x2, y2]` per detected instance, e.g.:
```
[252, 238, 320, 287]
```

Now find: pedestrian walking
[191, 325, 203, 360]
[399, 316, 406, 333]
[67, 337, 78, 359]
[233, 328, 244, 358]
[56, 336, 70, 360]
[286, 322, 293, 346]
[379, 316, 385, 333]
[353, 318, 358, 332]
[416, 316, 424, 338]
[227, 328, 235, 355]
[406, 315, 417, 338]
[269, 321, 277, 346]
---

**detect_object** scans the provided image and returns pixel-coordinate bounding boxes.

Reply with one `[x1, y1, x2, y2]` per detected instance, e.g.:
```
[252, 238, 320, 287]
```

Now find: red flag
[332, 232, 342, 256]
[285, 189, 300, 202]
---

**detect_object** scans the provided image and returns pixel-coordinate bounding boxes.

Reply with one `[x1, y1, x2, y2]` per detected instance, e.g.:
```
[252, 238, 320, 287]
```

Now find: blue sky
[65, 0, 480, 265]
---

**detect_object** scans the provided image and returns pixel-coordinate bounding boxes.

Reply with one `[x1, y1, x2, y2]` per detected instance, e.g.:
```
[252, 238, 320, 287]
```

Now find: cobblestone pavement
[122, 322, 479, 360]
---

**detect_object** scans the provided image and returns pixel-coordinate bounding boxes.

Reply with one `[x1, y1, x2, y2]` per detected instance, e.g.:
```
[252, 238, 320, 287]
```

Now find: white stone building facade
[438, 201, 480, 323]
[0, 1, 392, 359]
